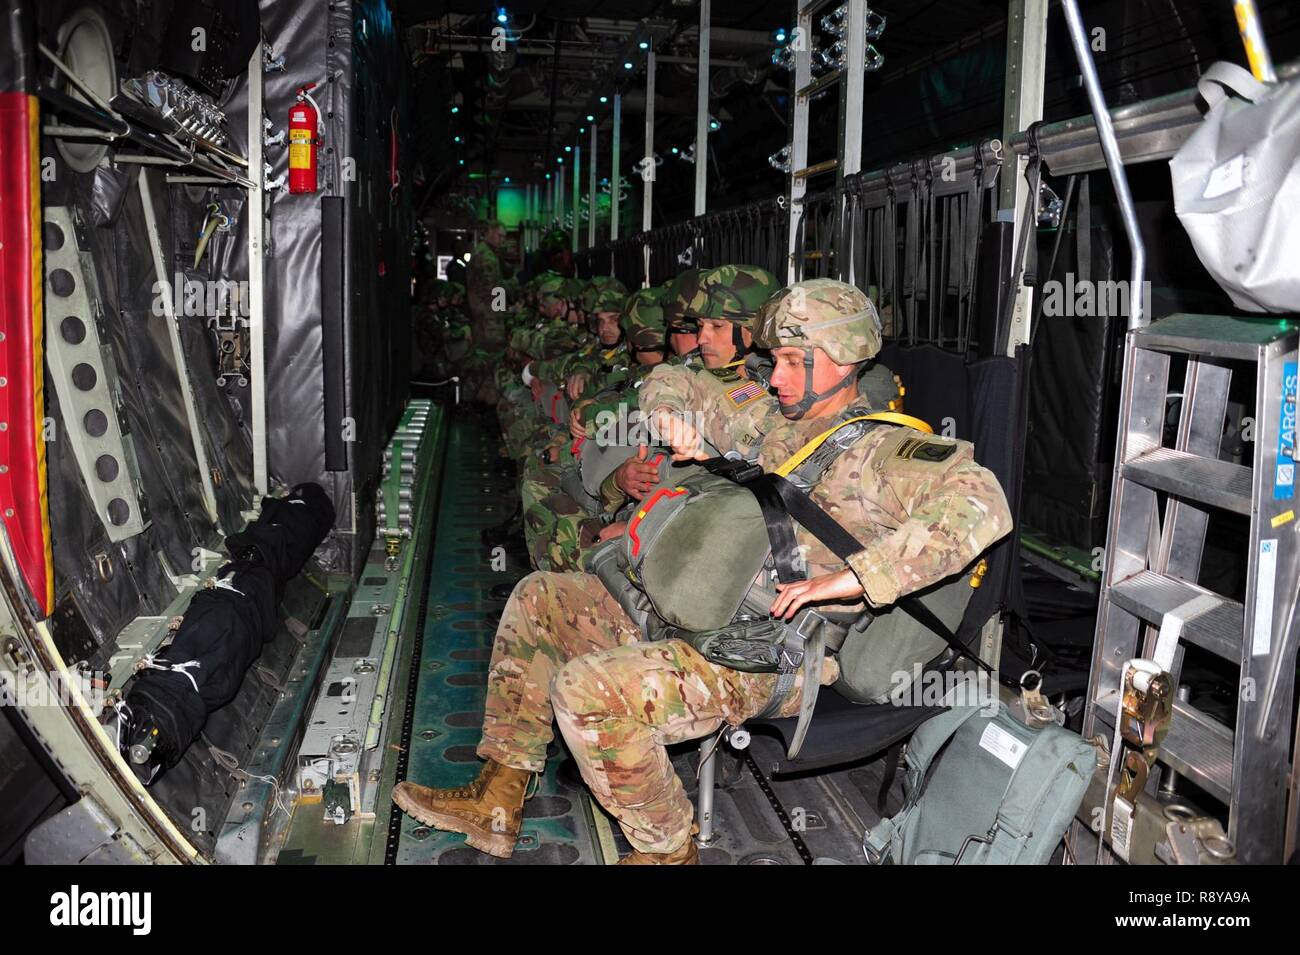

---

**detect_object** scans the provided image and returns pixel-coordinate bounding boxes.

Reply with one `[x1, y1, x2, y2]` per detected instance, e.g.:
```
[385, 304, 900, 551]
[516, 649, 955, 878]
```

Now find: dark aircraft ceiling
[395, 1, 1298, 228]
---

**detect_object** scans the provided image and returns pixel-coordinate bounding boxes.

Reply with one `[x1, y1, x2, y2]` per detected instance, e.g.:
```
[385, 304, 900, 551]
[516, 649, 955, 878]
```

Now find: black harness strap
[697, 458, 994, 675]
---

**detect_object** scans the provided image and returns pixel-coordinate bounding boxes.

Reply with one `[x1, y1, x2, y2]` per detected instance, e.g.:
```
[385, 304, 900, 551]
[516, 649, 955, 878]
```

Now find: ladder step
[1122, 448, 1253, 515]
[1135, 313, 1292, 362]
[1108, 571, 1243, 662]
[797, 70, 844, 99]
[1094, 696, 1234, 806]
[793, 158, 839, 180]
[1160, 700, 1234, 805]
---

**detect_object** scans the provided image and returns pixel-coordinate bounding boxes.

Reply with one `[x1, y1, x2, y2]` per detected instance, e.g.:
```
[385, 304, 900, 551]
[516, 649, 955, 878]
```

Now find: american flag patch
[725, 380, 766, 406]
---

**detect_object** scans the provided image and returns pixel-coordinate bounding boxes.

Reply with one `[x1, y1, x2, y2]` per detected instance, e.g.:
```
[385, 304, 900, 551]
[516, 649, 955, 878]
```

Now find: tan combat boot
[616, 827, 701, 865]
[392, 760, 534, 859]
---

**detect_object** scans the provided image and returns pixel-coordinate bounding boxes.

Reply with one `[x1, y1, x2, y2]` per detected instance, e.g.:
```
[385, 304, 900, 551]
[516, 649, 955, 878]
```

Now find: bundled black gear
[121, 483, 335, 783]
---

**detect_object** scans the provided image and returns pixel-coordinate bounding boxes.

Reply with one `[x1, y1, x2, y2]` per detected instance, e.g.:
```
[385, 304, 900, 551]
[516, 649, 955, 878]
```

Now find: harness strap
[774, 412, 933, 477]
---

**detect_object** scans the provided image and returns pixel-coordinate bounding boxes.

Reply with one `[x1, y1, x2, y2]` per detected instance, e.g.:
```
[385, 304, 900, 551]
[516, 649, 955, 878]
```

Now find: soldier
[628, 264, 785, 489]
[467, 219, 509, 352]
[517, 280, 632, 572]
[559, 278, 630, 403]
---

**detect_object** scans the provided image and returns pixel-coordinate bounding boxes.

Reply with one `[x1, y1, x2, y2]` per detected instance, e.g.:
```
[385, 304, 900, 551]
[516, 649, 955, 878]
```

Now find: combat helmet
[753, 278, 883, 418]
[682, 264, 780, 354]
[579, 276, 628, 315]
[579, 276, 629, 337]
[663, 269, 701, 332]
[540, 227, 569, 255]
[621, 286, 669, 353]
[535, 272, 572, 310]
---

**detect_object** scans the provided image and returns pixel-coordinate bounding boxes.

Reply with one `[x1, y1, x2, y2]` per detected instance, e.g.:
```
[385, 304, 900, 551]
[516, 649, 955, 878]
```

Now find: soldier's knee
[510, 570, 569, 603]
[553, 647, 648, 725]
[552, 653, 617, 723]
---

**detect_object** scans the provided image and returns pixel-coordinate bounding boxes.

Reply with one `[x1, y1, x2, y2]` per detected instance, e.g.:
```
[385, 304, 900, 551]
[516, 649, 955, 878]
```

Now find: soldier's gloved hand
[650, 409, 707, 462]
[569, 401, 592, 440]
[566, 372, 589, 401]
[770, 569, 864, 621]
[614, 445, 663, 500]
[596, 521, 628, 543]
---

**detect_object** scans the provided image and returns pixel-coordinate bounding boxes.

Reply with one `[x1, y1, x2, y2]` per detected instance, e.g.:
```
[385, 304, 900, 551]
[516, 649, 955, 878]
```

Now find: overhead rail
[1007, 58, 1299, 177]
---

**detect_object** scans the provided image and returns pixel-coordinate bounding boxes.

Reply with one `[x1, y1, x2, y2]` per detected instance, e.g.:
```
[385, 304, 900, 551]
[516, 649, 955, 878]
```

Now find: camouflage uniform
[497, 274, 582, 459]
[467, 237, 507, 351]
[636, 264, 786, 459]
[541, 279, 1009, 853]
[478, 571, 820, 851]
[518, 280, 635, 572]
[518, 452, 602, 572]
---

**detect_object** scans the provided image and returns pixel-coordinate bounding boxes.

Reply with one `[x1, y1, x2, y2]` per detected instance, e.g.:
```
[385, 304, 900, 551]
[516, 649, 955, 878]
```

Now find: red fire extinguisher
[288, 83, 320, 194]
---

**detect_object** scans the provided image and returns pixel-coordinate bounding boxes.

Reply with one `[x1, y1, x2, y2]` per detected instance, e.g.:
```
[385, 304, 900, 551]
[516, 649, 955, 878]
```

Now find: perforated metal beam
[42, 207, 145, 541]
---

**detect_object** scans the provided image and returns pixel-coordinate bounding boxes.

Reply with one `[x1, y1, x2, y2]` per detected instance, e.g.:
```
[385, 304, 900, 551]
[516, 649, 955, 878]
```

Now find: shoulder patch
[725, 380, 767, 407]
[895, 437, 958, 463]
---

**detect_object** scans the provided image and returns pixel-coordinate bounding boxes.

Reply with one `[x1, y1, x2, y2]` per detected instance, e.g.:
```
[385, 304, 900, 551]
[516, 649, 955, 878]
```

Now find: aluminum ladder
[1084, 313, 1298, 864]
[785, 0, 878, 284]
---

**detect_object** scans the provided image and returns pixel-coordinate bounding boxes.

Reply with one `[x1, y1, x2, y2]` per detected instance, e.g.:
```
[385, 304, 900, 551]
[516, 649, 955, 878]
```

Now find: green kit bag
[862, 699, 1096, 865]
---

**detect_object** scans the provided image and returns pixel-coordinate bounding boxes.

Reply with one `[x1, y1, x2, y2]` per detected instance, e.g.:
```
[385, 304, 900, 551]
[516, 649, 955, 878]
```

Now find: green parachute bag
[622, 472, 772, 634]
[862, 699, 1097, 865]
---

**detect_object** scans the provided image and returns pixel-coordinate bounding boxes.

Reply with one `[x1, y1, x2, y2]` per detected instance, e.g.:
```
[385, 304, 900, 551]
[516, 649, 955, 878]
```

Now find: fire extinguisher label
[289, 128, 312, 170]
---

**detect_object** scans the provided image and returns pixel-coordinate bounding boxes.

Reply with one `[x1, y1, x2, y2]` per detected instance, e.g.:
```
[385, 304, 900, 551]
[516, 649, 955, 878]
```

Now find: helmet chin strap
[731, 321, 750, 357]
[782, 352, 857, 420]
